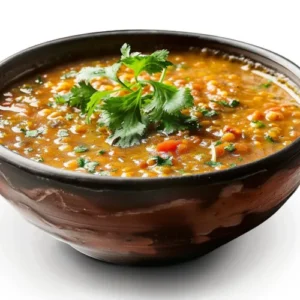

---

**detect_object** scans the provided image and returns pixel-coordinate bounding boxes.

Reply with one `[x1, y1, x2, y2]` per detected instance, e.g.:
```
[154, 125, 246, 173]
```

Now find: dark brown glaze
[0, 150, 299, 264]
[0, 31, 300, 265]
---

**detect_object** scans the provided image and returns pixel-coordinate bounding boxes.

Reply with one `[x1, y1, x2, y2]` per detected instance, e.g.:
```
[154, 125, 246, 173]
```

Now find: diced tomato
[157, 140, 182, 152]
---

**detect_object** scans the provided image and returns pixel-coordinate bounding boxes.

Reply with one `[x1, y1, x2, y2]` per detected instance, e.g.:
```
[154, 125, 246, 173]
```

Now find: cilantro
[101, 89, 146, 147]
[205, 161, 222, 167]
[31, 156, 44, 163]
[224, 143, 236, 152]
[57, 129, 69, 137]
[212, 99, 240, 108]
[229, 163, 237, 168]
[238, 157, 243, 162]
[24, 147, 33, 153]
[265, 134, 275, 143]
[98, 150, 106, 155]
[85, 161, 99, 173]
[35, 76, 43, 85]
[214, 140, 223, 146]
[61, 70, 77, 79]
[251, 120, 266, 128]
[120, 44, 172, 78]
[24, 130, 39, 137]
[56, 44, 198, 148]
[77, 157, 99, 173]
[152, 155, 173, 166]
[74, 145, 89, 153]
[200, 108, 218, 117]
[48, 102, 54, 107]
[65, 113, 73, 120]
[259, 81, 272, 89]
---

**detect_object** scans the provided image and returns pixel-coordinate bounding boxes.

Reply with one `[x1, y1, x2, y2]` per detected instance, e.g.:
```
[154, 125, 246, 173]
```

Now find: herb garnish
[74, 145, 89, 153]
[259, 81, 272, 89]
[57, 129, 69, 137]
[251, 120, 266, 128]
[211, 99, 240, 108]
[200, 108, 218, 117]
[77, 157, 99, 173]
[152, 155, 173, 166]
[265, 134, 275, 143]
[224, 143, 236, 152]
[35, 76, 44, 85]
[55, 44, 198, 148]
[205, 161, 222, 167]
[214, 140, 223, 146]
[98, 150, 106, 155]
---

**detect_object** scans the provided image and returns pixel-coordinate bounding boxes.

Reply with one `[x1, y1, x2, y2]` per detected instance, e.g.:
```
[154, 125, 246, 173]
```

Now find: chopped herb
[238, 157, 243, 161]
[65, 113, 73, 120]
[110, 168, 118, 172]
[35, 76, 44, 85]
[56, 44, 197, 148]
[212, 99, 240, 108]
[57, 129, 69, 137]
[85, 161, 99, 173]
[60, 70, 77, 79]
[224, 143, 236, 152]
[259, 81, 272, 89]
[98, 150, 106, 155]
[265, 134, 275, 143]
[77, 157, 86, 168]
[251, 120, 266, 128]
[48, 102, 54, 107]
[77, 157, 99, 173]
[74, 145, 89, 153]
[25, 130, 39, 137]
[98, 170, 110, 176]
[31, 156, 44, 163]
[178, 169, 186, 174]
[200, 108, 218, 117]
[214, 140, 223, 146]
[152, 155, 173, 166]
[24, 147, 33, 153]
[229, 163, 237, 168]
[205, 161, 222, 167]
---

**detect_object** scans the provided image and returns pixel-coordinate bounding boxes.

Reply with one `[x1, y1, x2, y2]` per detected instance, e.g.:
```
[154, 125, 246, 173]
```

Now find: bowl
[0, 30, 299, 265]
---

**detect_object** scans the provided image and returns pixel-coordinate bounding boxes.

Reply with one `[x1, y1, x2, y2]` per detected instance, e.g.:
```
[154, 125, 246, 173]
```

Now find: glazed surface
[0, 50, 299, 177]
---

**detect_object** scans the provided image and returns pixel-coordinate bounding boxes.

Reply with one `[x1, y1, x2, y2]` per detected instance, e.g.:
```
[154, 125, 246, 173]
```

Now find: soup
[0, 45, 299, 177]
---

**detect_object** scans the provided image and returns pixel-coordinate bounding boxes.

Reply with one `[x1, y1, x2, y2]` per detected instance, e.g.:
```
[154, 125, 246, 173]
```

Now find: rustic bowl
[0, 30, 299, 265]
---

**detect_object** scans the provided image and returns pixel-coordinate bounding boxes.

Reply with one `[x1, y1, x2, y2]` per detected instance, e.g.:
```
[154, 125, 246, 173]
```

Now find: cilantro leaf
[265, 134, 275, 143]
[211, 99, 240, 108]
[200, 108, 218, 117]
[74, 145, 89, 153]
[120, 45, 172, 77]
[77, 157, 99, 173]
[224, 143, 236, 152]
[205, 161, 222, 167]
[76, 63, 121, 83]
[152, 155, 173, 166]
[86, 90, 114, 122]
[259, 81, 272, 89]
[144, 81, 197, 134]
[55, 82, 97, 113]
[251, 120, 266, 128]
[101, 89, 146, 147]
[61, 70, 77, 79]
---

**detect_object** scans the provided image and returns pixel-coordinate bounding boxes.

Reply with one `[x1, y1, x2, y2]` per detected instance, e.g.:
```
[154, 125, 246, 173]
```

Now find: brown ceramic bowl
[0, 30, 299, 265]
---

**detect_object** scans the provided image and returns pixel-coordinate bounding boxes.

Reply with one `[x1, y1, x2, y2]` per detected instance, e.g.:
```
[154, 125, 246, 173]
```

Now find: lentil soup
[0, 48, 299, 177]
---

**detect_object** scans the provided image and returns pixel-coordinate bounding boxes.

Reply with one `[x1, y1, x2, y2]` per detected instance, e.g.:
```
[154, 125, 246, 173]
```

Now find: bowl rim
[0, 29, 299, 188]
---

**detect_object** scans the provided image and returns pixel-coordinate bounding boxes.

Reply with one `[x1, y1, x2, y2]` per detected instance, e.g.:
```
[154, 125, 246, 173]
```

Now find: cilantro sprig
[55, 44, 198, 148]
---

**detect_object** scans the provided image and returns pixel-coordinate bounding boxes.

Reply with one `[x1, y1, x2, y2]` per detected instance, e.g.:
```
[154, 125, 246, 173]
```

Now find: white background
[0, 0, 299, 299]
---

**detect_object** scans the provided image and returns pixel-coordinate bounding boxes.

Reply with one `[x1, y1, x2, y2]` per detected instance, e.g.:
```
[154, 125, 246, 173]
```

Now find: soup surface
[0, 49, 300, 177]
